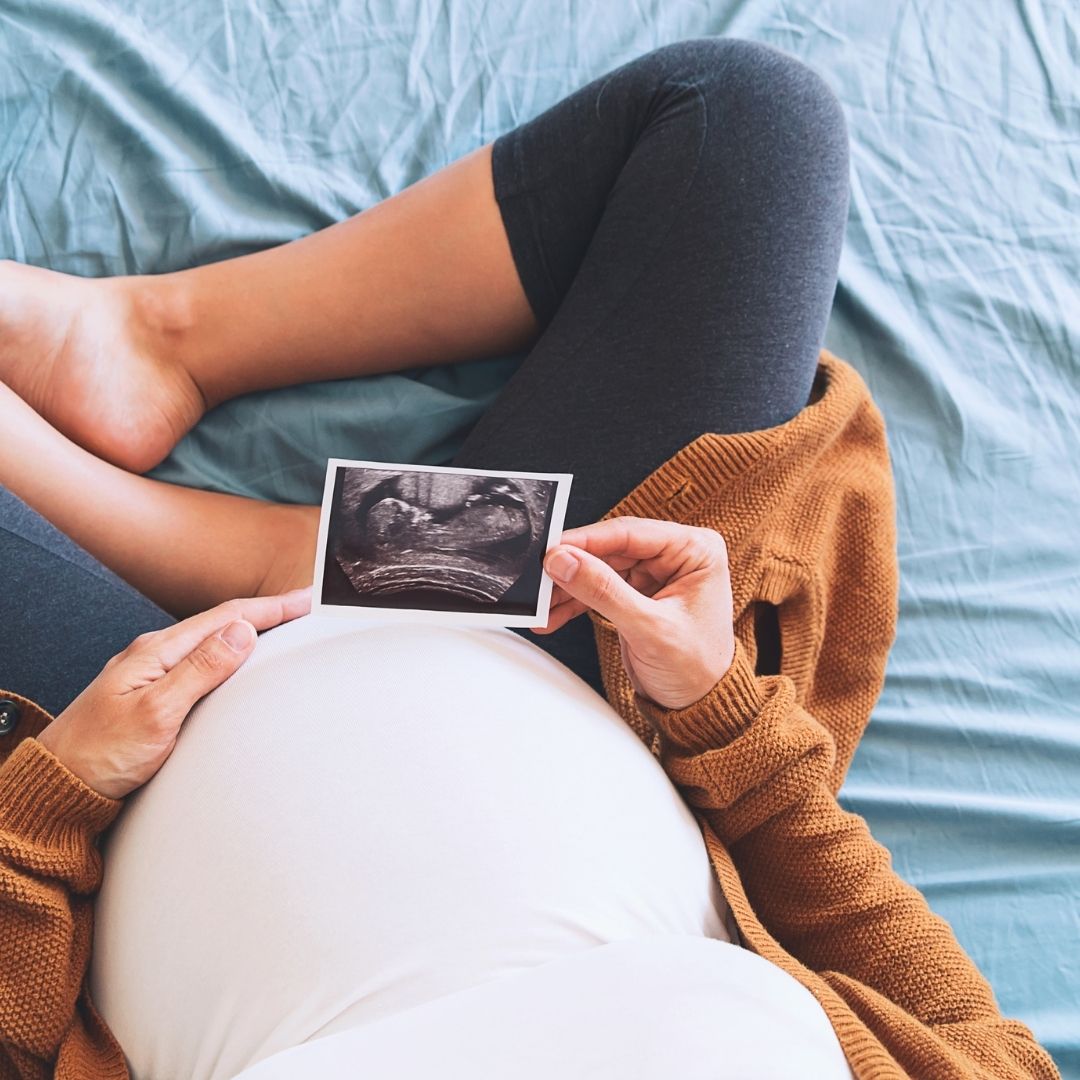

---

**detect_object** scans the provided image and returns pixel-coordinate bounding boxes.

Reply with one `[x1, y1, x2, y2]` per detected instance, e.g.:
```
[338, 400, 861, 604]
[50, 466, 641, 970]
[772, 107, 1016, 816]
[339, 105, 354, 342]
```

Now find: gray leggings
[0, 38, 850, 714]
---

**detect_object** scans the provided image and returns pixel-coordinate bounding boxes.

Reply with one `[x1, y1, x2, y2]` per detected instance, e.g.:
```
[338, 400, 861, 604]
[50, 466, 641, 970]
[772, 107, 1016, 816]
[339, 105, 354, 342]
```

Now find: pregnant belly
[90, 615, 731, 1080]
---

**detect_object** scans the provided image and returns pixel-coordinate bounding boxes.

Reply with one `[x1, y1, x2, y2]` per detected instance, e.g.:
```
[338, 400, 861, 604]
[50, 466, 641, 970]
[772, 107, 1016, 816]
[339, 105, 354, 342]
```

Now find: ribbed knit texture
[0, 351, 1060, 1078]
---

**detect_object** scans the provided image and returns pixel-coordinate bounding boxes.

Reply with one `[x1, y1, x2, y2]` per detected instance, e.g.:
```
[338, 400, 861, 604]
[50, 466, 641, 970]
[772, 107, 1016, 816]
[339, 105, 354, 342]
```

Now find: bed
[2, 0, 1077, 1071]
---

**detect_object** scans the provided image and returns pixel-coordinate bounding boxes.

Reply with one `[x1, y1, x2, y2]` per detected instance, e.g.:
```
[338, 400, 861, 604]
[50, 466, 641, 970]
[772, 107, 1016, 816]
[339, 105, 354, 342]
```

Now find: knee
[639, 37, 849, 176]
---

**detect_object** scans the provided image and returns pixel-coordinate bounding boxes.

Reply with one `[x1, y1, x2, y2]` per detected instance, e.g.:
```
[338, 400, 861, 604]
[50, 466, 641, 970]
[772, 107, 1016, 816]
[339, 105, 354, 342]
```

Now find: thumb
[545, 546, 652, 632]
[154, 619, 257, 717]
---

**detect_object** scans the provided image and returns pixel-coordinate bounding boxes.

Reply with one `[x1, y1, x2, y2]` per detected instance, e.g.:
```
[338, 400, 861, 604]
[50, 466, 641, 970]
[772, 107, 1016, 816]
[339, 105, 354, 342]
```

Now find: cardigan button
[0, 698, 21, 736]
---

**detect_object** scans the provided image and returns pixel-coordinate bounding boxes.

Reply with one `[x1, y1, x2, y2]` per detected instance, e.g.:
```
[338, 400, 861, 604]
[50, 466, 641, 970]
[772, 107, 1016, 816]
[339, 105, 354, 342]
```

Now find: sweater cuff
[634, 639, 765, 754]
[0, 737, 122, 845]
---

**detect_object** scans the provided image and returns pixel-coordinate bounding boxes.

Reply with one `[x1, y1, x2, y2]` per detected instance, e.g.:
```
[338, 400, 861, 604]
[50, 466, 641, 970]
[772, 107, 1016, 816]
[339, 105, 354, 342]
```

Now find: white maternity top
[89, 615, 853, 1080]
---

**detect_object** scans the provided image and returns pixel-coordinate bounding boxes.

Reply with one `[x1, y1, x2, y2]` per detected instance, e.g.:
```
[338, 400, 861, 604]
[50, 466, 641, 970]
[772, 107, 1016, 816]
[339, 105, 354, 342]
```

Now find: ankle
[256, 504, 320, 597]
[119, 272, 207, 399]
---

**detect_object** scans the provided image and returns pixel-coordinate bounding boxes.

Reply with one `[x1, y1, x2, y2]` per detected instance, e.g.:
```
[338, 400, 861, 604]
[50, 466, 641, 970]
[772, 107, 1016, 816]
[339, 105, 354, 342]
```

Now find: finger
[133, 588, 311, 671]
[558, 518, 722, 581]
[543, 544, 654, 634]
[531, 594, 589, 634]
[559, 516, 685, 552]
[626, 563, 664, 596]
[152, 619, 258, 717]
[534, 561, 653, 635]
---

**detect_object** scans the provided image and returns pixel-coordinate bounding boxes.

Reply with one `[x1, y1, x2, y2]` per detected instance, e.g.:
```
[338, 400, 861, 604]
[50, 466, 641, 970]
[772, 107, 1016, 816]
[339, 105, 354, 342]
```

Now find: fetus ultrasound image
[320, 466, 559, 616]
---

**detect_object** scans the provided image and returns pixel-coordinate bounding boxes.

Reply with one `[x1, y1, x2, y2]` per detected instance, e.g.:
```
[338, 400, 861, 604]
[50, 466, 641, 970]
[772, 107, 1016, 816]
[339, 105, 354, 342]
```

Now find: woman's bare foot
[0, 260, 206, 473]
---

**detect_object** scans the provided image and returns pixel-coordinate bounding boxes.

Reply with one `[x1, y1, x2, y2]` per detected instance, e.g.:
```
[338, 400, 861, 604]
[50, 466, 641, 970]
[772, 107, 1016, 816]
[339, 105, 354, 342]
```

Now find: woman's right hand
[534, 517, 736, 712]
[36, 589, 311, 800]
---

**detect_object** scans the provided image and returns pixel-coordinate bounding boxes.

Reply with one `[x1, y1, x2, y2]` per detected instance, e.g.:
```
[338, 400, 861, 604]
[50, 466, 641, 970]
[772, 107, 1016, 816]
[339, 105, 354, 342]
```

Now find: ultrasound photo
[311, 459, 573, 626]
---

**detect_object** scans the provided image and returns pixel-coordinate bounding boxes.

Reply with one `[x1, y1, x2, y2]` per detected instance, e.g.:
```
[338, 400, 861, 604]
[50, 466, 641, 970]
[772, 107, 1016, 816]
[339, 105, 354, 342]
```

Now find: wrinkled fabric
[0, 0, 1076, 1074]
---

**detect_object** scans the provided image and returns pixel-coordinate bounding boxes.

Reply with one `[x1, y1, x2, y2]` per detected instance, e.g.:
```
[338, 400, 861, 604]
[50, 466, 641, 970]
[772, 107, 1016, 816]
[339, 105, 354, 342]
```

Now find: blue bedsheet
[2, 0, 1077, 1070]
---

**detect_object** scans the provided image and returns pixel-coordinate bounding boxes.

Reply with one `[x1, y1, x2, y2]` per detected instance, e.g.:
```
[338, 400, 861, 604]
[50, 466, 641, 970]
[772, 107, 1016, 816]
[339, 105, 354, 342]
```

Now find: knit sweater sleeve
[637, 641, 1060, 1080]
[0, 736, 129, 1078]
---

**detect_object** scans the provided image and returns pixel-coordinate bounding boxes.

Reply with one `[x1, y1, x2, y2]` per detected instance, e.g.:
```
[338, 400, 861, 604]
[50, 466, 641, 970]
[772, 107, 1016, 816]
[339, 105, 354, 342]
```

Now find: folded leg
[450, 38, 851, 693]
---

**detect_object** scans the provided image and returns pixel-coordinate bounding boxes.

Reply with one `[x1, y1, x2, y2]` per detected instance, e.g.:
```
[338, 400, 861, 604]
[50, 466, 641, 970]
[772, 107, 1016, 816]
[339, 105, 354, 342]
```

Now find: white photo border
[310, 457, 573, 627]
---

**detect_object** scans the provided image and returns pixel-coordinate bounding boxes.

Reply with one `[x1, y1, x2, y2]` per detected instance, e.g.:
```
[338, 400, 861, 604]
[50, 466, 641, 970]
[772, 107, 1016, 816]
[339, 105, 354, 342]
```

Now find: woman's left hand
[533, 517, 735, 711]
[36, 588, 311, 800]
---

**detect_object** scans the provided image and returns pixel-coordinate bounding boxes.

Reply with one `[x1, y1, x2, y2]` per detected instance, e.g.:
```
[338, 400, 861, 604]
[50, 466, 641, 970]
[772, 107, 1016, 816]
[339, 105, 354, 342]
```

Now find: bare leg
[0, 143, 536, 473]
[0, 382, 317, 616]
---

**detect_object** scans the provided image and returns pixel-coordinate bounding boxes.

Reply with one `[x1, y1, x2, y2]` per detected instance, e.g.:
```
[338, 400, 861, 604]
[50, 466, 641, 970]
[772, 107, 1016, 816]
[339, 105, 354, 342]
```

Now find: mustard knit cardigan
[0, 351, 1060, 1079]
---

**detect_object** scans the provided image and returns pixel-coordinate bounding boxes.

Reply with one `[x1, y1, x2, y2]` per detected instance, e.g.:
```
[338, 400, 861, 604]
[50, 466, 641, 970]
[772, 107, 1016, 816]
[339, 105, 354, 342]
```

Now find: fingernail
[221, 620, 255, 651]
[546, 549, 578, 582]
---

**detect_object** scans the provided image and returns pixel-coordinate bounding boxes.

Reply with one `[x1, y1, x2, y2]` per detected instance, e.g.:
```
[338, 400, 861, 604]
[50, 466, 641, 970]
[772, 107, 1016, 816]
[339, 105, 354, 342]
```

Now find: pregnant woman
[0, 39, 1057, 1080]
